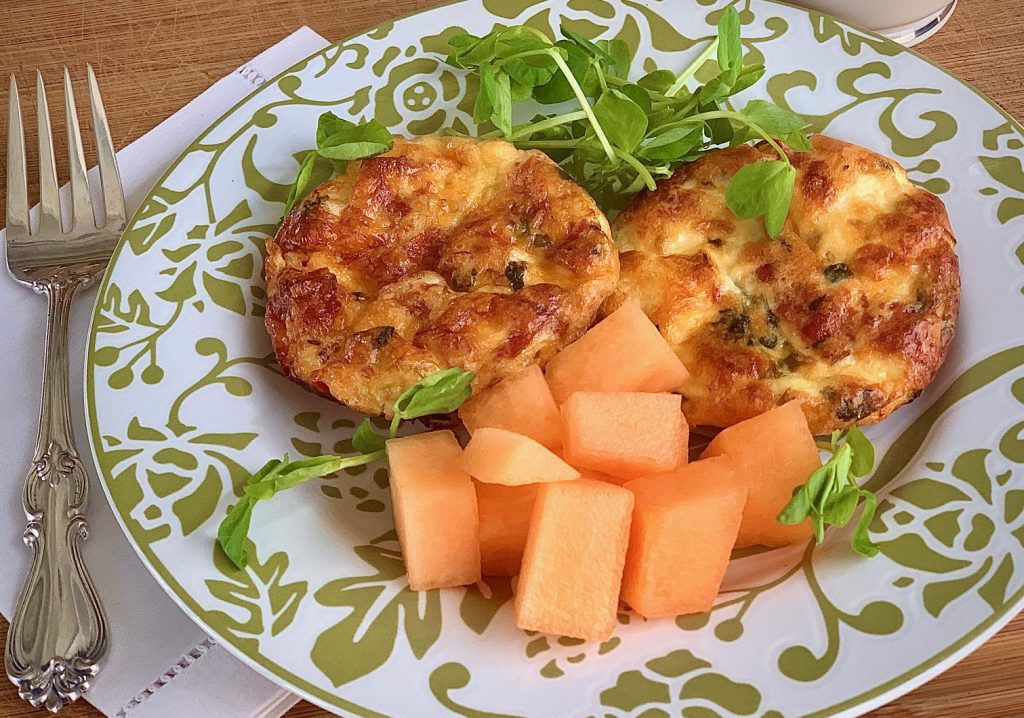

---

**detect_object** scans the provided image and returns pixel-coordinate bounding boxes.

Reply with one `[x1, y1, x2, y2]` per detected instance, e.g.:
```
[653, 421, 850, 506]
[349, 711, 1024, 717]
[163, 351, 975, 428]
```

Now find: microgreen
[724, 160, 796, 238]
[216, 368, 475, 569]
[777, 426, 880, 557]
[217, 452, 383, 569]
[281, 112, 394, 217]
[282, 151, 318, 215]
[390, 367, 477, 436]
[444, 6, 811, 236]
[315, 112, 393, 160]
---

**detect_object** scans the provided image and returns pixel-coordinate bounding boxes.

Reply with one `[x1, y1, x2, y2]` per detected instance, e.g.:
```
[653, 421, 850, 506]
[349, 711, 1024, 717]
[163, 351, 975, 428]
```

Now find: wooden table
[0, 0, 1021, 715]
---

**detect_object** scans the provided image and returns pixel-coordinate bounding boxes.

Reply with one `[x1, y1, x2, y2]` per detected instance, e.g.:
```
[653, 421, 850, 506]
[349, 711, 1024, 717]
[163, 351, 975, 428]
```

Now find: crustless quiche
[265, 135, 619, 417]
[604, 135, 960, 434]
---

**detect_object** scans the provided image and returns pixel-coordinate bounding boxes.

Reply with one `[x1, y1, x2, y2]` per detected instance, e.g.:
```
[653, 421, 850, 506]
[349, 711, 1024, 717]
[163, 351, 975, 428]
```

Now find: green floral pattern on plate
[85, 0, 1024, 715]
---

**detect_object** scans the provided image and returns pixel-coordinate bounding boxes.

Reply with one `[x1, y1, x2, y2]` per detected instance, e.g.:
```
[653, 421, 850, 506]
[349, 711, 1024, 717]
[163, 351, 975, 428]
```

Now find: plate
[85, 1, 1024, 715]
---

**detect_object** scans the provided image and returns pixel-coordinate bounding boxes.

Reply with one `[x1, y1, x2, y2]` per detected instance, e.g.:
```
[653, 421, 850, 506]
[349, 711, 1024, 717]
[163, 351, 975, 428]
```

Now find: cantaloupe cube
[386, 431, 480, 590]
[514, 480, 633, 640]
[463, 427, 580, 486]
[545, 300, 689, 403]
[475, 482, 538, 577]
[562, 392, 683, 479]
[677, 420, 690, 468]
[700, 401, 819, 548]
[622, 457, 747, 618]
[578, 468, 630, 486]
[459, 365, 562, 450]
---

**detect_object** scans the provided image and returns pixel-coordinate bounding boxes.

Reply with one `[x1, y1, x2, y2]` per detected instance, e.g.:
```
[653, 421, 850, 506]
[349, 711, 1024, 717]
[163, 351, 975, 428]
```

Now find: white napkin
[0, 27, 331, 718]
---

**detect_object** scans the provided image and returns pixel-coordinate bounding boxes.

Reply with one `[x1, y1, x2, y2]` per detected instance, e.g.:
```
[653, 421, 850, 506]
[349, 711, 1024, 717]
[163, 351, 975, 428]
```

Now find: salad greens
[445, 6, 811, 234]
[777, 427, 879, 557]
[281, 7, 811, 235]
[282, 112, 394, 215]
[217, 368, 475, 569]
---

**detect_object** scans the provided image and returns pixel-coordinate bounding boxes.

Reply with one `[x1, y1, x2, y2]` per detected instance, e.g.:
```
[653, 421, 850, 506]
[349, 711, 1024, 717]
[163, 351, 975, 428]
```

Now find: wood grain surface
[1, 0, 1021, 716]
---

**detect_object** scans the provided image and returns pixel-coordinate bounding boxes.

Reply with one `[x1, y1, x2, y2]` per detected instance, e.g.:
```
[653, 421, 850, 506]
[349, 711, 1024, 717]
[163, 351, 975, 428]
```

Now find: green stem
[521, 26, 554, 43]
[593, 60, 608, 94]
[659, 109, 789, 160]
[652, 96, 699, 124]
[549, 51, 615, 161]
[667, 36, 719, 96]
[508, 110, 587, 140]
[607, 76, 677, 103]
[612, 148, 656, 191]
[515, 139, 585, 149]
[334, 450, 385, 470]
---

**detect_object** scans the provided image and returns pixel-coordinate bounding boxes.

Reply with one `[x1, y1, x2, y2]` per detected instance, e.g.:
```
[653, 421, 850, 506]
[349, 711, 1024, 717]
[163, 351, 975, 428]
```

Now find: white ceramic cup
[793, 0, 956, 45]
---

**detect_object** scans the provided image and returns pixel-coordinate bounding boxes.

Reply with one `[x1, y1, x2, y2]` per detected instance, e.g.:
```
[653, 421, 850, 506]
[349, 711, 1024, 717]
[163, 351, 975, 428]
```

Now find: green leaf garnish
[594, 90, 647, 152]
[739, 99, 808, 136]
[559, 24, 614, 63]
[845, 426, 875, 477]
[390, 367, 476, 436]
[777, 426, 880, 558]
[724, 160, 796, 238]
[215, 368, 476, 569]
[282, 152, 318, 216]
[444, 5, 811, 236]
[281, 112, 394, 219]
[715, 4, 742, 73]
[852, 490, 880, 557]
[217, 453, 381, 569]
[478, 61, 513, 138]
[637, 69, 675, 94]
[352, 419, 388, 454]
[315, 112, 394, 161]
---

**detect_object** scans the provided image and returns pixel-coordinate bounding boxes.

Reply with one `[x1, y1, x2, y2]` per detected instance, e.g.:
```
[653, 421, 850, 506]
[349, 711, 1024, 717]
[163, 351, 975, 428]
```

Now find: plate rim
[84, 1, 1024, 715]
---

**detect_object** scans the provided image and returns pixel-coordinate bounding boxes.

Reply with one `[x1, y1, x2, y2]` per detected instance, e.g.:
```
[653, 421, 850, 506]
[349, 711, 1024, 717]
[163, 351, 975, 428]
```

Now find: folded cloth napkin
[0, 27, 330, 718]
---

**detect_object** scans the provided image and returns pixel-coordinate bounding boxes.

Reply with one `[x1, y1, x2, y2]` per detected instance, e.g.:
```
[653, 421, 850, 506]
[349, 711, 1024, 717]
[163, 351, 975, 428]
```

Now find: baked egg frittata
[604, 135, 960, 434]
[265, 135, 619, 417]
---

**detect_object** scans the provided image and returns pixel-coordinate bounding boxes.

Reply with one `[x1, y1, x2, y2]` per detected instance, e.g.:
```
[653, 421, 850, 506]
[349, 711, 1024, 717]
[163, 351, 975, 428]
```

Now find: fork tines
[6, 66, 126, 243]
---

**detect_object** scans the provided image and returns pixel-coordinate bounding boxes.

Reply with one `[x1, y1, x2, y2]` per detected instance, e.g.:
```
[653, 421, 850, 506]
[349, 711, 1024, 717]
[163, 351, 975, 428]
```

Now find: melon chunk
[700, 401, 820, 548]
[514, 480, 633, 640]
[463, 427, 580, 486]
[386, 431, 480, 590]
[460, 365, 562, 450]
[562, 392, 683, 479]
[622, 457, 747, 618]
[475, 482, 538, 577]
[578, 468, 630, 486]
[545, 300, 689, 403]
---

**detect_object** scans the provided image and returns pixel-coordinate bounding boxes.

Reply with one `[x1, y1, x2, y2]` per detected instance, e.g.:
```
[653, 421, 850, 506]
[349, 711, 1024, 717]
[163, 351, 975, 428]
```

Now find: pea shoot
[778, 427, 880, 557]
[445, 6, 811, 235]
[217, 368, 475, 569]
[282, 112, 394, 215]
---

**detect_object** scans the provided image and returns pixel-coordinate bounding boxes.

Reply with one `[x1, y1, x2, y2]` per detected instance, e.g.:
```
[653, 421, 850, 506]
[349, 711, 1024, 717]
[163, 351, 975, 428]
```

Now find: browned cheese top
[605, 135, 960, 434]
[265, 135, 619, 416]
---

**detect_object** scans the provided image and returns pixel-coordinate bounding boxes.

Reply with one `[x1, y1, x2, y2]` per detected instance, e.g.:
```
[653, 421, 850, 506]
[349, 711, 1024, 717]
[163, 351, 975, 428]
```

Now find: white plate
[86, 1, 1024, 715]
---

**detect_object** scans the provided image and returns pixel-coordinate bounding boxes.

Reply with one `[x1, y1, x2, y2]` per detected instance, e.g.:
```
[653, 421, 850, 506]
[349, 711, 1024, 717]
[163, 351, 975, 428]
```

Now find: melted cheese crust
[606, 135, 960, 434]
[265, 135, 619, 416]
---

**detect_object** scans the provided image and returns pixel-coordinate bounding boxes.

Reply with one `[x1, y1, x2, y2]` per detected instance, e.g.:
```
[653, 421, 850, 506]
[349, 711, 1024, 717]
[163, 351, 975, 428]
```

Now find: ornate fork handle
[6, 279, 108, 713]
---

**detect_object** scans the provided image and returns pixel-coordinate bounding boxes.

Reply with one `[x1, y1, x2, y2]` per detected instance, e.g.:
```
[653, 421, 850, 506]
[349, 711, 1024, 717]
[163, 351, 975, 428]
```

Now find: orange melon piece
[463, 427, 580, 486]
[578, 468, 630, 486]
[386, 431, 480, 590]
[700, 401, 820, 548]
[459, 365, 562, 450]
[475, 482, 539, 577]
[545, 300, 689, 403]
[622, 457, 747, 618]
[562, 392, 683, 479]
[514, 480, 633, 640]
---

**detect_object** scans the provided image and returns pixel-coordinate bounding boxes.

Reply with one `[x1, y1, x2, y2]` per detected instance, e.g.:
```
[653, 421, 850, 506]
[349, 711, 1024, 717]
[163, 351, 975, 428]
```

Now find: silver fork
[4, 66, 125, 713]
